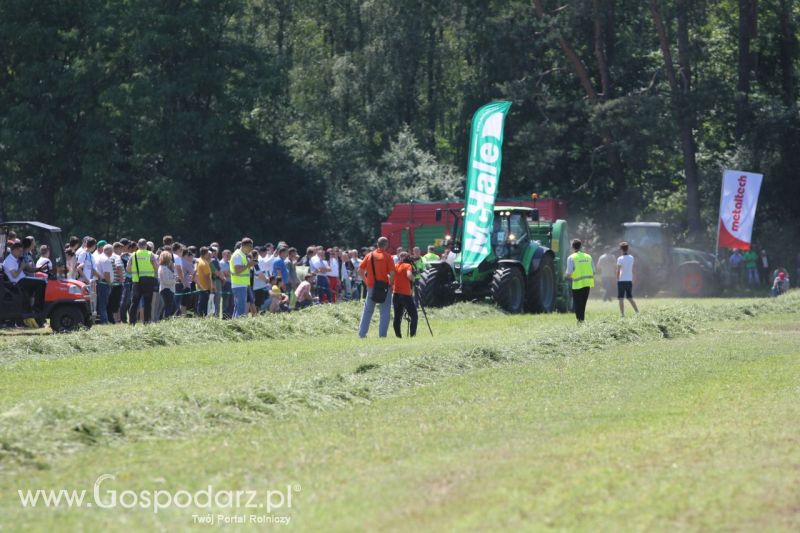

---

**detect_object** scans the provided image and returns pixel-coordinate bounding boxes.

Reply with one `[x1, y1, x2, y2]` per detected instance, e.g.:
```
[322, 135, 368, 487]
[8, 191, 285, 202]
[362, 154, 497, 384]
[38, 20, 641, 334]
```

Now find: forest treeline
[1, 0, 798, 250]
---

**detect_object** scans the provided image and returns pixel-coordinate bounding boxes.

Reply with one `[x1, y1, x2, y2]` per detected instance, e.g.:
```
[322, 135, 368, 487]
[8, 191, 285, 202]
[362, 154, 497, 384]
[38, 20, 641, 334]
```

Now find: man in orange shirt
[358, 236, 395, 338]
[195, 246, 215, 317]
[392, 252, 418, 337]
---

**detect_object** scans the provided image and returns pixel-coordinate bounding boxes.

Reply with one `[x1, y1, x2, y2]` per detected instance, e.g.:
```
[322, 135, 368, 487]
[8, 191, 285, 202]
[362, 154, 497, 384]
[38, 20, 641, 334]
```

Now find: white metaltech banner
[718, 169, 763, 251]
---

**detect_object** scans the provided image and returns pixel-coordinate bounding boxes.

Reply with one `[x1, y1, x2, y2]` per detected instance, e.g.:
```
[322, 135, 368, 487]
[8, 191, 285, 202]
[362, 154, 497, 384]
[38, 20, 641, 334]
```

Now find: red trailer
[380, 198, 568, 252]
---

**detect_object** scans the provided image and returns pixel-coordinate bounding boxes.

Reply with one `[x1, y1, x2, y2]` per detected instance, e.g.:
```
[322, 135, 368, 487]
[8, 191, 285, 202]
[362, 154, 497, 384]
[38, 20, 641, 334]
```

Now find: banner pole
[714, 171, 725, 260]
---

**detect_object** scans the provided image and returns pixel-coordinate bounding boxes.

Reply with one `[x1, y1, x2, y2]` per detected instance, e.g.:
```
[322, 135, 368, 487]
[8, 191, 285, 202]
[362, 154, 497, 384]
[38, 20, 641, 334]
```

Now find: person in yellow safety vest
[411, 246, 426, 281]
[565, 238, 595, 323]
[422, 245, 440, 263]
[125, 238, 159, 325]
[230, 237, 255, 318]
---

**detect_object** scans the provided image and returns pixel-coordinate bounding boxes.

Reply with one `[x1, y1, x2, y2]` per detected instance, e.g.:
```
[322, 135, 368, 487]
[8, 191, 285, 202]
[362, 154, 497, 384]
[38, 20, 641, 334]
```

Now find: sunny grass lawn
[0, 298, 798, 531]
[0, 297, 758, 411]
[0, 297, 619, 411]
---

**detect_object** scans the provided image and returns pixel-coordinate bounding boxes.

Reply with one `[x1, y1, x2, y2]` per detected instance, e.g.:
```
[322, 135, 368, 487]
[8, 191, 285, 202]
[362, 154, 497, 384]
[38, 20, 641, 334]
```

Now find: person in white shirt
[76, 237, 98, 315]
[95, 244, 115, 324]
[326, 248, 340, 302]
[309, 246, 332, 303]
[35, 245, 53, 273]
[260, 243, 276, 275]
[253, 247, 270, 310]
[616, 241, 639, 318]
[108, 242, 126, 323]
[75, 237, 97, 285]
[2, 242, 26, 284]
[443, 245, 456, 267]
[3, 242, 44, 312]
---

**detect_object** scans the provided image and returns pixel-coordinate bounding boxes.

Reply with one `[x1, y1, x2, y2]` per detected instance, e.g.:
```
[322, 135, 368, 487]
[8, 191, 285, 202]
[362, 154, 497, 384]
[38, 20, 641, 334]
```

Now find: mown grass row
[0, 302, 499, 365]
[1, 293, 796, 471]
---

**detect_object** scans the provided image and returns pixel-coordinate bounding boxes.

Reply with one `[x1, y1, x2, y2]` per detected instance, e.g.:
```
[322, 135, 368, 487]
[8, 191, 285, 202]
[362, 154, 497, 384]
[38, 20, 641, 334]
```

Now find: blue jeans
[232, 286, 248, 318]
[358, 287, 392, 338]
[121, 279, 132, 322]
[173, 283, 184, 315]
[315, 275, 332, 303]
[97, 282, 111, 324]
[746, 267, 759, 287]
[196, 290, 210, 317]
[160, 289, 175, 318]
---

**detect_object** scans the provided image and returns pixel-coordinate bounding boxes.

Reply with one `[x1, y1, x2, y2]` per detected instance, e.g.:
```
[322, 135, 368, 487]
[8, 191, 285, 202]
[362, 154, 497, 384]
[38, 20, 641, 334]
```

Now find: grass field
[0, 294, 798, 531]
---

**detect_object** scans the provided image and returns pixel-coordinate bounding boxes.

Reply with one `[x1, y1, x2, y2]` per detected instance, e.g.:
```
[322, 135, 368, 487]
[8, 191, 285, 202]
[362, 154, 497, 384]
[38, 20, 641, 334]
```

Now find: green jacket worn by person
[743, 250, 758, 269]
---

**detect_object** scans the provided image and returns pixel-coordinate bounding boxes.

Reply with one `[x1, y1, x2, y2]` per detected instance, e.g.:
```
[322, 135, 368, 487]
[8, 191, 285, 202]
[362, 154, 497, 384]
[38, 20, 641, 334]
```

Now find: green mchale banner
[460, 101, 512, 274]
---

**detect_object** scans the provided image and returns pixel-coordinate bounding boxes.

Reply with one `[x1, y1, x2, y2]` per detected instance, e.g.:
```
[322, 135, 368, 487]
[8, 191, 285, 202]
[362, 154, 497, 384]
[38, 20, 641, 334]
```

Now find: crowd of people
[726, 248, 792, 295]
[1, 231, 448, 336]
[2, 228, 795, 333]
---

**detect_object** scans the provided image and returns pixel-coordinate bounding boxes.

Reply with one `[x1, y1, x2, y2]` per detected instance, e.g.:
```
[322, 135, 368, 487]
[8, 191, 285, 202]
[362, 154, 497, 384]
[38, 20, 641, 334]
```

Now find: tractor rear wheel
[50, 305, 86, 333]
[491, 266, 525, 313]
[676, 262, 705, 297]
[417, 264, 455, 307]
[526, 254, 556, 313]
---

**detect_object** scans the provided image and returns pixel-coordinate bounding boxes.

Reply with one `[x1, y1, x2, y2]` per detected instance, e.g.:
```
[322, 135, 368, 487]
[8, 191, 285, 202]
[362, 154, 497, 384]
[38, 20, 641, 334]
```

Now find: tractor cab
[491, 207, 536, 261]
[0, 221, 92, 332]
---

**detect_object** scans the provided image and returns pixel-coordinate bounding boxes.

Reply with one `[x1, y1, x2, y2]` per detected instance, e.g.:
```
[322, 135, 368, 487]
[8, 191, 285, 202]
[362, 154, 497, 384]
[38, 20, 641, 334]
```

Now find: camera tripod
[402, 280, 433, 337]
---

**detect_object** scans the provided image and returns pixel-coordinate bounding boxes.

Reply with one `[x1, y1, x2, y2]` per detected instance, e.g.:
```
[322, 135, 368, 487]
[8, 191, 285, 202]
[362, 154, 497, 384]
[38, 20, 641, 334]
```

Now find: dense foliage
[1, 0, 798, 254]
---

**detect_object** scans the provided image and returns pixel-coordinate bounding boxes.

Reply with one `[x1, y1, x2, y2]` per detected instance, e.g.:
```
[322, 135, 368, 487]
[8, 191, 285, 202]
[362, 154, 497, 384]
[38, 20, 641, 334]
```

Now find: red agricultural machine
[381, 198, 568, 252]
[1, 221, 92, 332]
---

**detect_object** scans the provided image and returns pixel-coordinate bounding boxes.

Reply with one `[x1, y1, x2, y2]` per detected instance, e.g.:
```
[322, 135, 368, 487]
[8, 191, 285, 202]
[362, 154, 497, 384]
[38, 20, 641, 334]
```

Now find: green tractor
[418, 206, 572, 313]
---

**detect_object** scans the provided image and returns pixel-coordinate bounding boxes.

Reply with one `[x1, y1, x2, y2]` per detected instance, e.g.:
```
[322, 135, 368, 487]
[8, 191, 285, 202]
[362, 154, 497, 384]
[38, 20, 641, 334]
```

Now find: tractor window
[625, 226, 666, 248]
[491, 217, 506, 245]
[509, 214, 528, 244]
[491, 216, 509, 259]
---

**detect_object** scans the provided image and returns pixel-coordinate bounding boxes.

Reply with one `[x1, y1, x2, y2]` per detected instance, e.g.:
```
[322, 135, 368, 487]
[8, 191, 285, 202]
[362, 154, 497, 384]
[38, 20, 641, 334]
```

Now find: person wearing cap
[126, 238, 159, 325]
[93, 239, 107, 268]
[267, 285, 288, 313]
[772, 271, 789, 296]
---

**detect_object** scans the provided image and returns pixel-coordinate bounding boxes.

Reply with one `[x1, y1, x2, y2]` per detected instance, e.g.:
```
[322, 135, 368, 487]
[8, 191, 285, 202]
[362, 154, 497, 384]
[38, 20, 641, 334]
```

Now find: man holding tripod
[392, 252, 418, 338]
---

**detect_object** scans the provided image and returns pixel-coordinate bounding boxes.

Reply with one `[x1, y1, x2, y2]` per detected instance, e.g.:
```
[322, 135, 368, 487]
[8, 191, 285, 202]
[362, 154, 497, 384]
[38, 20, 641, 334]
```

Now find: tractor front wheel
[417, 264, 455, 307]
[491, 266, 525, 313]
